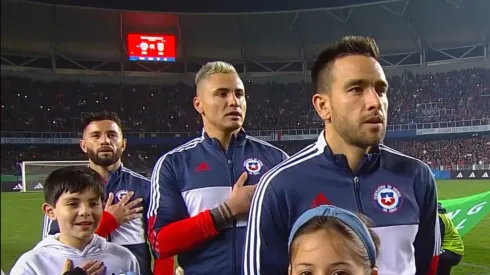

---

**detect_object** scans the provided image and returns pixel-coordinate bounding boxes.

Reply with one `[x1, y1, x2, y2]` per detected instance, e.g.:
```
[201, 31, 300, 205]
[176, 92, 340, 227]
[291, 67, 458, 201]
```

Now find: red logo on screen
[127, 33, 176, 61]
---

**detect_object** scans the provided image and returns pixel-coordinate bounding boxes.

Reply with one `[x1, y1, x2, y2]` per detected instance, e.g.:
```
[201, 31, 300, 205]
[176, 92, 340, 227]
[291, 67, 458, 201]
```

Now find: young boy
[10, 166, 140, 275]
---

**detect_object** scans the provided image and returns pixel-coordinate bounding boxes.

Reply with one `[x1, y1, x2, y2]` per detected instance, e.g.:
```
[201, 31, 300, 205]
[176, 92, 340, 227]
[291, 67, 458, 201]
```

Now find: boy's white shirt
[10, 233, 140, 275]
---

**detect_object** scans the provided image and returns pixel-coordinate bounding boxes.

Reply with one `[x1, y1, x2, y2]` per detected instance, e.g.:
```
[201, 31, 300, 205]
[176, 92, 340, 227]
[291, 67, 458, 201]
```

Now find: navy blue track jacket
[42, 165, 153, 275]
[147, 129, 288, 275]
[244, 132, 441, 275]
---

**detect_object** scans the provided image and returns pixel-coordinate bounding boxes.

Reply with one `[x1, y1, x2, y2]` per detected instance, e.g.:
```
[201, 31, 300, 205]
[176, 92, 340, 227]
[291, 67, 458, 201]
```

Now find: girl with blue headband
[288, 205, 380, 275]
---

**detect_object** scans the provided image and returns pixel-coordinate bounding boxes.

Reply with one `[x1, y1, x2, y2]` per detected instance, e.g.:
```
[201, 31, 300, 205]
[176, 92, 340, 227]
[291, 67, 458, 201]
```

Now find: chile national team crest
[243, 158, 263, 176]
[373, 184, 403, 213]
[116, 189, 130, 202]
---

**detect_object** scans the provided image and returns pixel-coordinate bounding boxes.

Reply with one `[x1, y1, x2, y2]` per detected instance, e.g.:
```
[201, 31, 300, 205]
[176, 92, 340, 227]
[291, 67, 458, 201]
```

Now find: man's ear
[121, 138, 127, 152]
[79, 139, 87, 153]
[193, 97, 204, 115]
[312, 93, 331, 122]
[42, 203, 56, 220]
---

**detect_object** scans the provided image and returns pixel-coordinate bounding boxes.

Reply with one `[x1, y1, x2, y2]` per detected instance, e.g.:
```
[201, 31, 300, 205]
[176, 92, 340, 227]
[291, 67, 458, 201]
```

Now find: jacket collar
[315, 131, 381, 173]
[201, 127, 247, 147]
[109, 163, 124, 178]
[87, 162, 124, 184]
[105, 163, 124, 183]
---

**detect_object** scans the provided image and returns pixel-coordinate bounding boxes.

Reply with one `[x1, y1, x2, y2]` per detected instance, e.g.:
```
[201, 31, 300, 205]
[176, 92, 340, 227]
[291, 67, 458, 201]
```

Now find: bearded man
[42, 111, 172, 275]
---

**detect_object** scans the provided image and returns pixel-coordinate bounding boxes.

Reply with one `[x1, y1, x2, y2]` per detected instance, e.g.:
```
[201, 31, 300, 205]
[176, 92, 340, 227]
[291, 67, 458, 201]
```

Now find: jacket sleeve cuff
[155, 210, 219, 258]
[63, 267, 87, 275]
[95, 211, 119, 238]
[153, 258, 175, 275]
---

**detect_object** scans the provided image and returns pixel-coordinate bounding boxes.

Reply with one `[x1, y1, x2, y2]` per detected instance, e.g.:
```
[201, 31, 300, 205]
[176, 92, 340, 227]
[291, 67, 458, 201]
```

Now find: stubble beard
[86, 148, 122, 167]
[332, 112, 386, 149]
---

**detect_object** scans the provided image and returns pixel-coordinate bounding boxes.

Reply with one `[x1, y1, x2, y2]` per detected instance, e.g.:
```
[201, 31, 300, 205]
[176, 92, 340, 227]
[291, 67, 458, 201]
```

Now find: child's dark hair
[289, 213, 381, 270]
[44, 166, 105, 206]
[80, 111, 123, 133]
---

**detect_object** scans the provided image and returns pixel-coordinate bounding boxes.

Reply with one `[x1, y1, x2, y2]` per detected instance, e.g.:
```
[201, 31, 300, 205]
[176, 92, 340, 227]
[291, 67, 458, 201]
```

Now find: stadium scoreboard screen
[127, 33, 176, 62]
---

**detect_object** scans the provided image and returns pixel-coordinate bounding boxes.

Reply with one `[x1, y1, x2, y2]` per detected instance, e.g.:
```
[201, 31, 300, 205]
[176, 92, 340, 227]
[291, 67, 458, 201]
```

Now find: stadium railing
[449, 164, 490, 171]
[247, 118, 489, 137]
[0, 119, 488, 138]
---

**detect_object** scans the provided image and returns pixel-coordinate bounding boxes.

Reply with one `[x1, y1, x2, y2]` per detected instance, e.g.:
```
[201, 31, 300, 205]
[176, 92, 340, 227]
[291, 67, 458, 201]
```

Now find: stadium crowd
[1, 67, 489, 174]
[385, 136, 490, 169]
[1, 68, 489, 132]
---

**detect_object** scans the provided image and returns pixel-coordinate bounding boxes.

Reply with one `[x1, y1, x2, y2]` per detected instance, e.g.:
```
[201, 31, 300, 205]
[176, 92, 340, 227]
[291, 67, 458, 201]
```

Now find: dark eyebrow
[64, 197, 100, 202]
[294, 263, 314, 267]
[344, 79, 389, 90]
[90, 130, 118, 135]
[295, 261, 353, 268]
[214, 88, 244, 93]
[64, 197, 80, 201]
[344, 79, 368, 89]
[329, 261, 353, 267]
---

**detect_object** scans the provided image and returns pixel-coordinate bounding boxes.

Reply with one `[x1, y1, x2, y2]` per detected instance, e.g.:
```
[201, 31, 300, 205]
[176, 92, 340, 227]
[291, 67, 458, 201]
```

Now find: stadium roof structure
[1, 0, 489, 78]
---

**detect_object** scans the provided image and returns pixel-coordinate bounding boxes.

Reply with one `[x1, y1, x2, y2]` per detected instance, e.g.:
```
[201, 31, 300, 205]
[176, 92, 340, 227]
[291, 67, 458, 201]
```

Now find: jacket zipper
[353, 176, 365, 214]
[105, 173, 114, 242]
[222, 140, 237, 275]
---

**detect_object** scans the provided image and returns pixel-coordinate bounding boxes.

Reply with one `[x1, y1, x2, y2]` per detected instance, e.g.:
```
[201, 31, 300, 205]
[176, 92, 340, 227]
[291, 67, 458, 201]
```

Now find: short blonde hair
[195, 61, 238, 85]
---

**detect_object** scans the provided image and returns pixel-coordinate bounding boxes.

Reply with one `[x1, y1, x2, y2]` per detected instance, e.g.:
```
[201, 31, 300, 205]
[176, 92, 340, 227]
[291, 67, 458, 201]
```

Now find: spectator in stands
[1, 68, 488, 132]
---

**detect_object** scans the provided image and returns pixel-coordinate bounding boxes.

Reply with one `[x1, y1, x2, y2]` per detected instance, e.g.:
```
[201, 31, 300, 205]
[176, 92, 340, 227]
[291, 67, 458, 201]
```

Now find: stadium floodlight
[21, 160, 89, 192]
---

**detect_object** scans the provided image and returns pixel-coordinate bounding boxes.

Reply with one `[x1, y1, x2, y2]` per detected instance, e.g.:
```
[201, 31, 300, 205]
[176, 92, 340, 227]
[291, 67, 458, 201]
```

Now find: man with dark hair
[12, 166, 140, 275]
[42, 111, 168, 275]
[244, 36, 440, 275]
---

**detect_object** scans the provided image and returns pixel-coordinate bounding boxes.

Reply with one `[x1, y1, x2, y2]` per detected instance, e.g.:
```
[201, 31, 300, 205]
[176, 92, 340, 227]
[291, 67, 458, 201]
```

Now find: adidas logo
[195, 162, 211, 172]
[12, 184, 22, 190]
[34, 183, 44, 190]
[469, 172, 475, 178]
[482, 172, 488, 178]
[456, 172, 463, 178]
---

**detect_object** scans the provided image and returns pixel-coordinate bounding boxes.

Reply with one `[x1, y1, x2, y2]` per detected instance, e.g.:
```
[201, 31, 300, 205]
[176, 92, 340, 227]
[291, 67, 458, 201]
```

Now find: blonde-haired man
[147, 61, 288, 275]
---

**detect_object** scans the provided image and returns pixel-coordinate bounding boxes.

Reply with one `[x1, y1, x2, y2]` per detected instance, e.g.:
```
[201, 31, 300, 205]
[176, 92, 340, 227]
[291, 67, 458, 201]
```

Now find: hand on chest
[42, 255, 126, 275]
[185, 156, 270, 189]
[105, 184, 144, 205]
[181, 156, 271, 217]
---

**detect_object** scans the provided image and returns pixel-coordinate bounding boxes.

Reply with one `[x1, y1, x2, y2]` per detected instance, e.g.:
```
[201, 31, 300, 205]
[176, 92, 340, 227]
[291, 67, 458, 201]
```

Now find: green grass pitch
[2, 180, 489, 274]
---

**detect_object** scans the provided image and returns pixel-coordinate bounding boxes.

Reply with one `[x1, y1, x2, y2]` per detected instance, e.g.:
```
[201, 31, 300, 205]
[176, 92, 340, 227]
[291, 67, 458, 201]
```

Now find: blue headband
[288, 205, 377, 268]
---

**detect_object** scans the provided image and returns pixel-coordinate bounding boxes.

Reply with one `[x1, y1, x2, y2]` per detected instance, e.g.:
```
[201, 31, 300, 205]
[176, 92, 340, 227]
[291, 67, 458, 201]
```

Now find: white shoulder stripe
[244, 144, 322, 275]
[148, 137, 204, 218]
[380, 145, 431, 169]
[122, 167, 150, 182]
[42, 215, 52, 239]
[246, 136, 288, 157]
[380, 145, 418, 161]
[434, 213, 441, 256]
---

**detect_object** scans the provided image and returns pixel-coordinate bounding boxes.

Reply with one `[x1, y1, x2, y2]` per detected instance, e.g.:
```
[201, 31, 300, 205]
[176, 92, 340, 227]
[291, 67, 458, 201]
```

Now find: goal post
[21, 160, 90, 192]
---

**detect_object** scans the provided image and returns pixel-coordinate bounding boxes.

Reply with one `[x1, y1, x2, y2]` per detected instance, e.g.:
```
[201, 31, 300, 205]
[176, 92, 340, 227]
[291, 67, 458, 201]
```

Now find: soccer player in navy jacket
[244, 36, 441, 275]
[147, 61, 288, 275]
[42, 111, 164, 275]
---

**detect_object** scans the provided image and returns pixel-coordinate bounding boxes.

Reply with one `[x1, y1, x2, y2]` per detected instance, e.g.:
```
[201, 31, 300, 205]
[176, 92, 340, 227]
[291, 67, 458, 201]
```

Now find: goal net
[21, 161, 90, 192]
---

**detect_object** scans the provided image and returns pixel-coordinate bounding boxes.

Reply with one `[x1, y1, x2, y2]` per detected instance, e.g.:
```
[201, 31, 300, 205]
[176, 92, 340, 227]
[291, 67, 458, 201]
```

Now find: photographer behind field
[437, 203, 464, 275]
